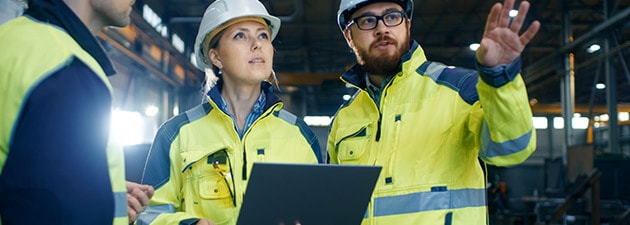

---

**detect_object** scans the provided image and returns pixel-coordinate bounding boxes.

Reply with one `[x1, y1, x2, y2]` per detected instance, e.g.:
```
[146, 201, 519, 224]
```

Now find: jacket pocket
[182, 149, 235, 209]
[198, 172, 231, 200]
[335, 127, 370, 164]
[199, 150, 233, 203]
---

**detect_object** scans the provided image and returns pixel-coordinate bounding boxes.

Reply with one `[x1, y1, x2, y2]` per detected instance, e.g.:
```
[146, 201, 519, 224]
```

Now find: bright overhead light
[111, 110, 145, 146]
[145, 105, 159, 117]
[573, 117, 589, 129]
[550, 116, 589, 129]
[553, 117, 564, 129]
[587, 44, 601, 53]
[469, 43, 480, 51]
[595, 83, 606, 90]
[172, 33, 185, 53]
[532, 117, 548, 129]
[342, 94, 351, 101]
[304, 116, 332, 127]
[509, 10, 518, 18]
[173, 105, 179, 116]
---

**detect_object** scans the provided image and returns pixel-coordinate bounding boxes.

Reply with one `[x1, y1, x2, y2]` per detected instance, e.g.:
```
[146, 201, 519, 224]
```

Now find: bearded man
[327, 0, 540, 224]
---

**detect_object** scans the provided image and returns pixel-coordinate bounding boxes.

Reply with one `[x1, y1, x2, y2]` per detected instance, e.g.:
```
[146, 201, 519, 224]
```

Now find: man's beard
[356, 37, 409, 76]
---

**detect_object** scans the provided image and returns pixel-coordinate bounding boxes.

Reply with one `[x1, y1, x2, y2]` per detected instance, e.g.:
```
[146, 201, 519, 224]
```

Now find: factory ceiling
[134, 0, 630, 117]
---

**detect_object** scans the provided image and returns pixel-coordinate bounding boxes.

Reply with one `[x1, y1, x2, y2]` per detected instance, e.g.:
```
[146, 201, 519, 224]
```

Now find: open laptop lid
[236, 163, 382, 225]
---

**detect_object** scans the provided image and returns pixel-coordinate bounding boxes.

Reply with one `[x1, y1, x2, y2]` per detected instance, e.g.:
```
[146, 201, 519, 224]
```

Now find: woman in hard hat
[137, 0, 322, 224]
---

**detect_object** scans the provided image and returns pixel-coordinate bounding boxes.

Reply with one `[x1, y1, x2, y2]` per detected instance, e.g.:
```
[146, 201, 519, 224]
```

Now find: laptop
[236, 162, 382, 225]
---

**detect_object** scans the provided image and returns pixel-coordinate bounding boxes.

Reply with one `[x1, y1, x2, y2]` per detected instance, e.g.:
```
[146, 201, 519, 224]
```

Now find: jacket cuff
[476, 57, 521, 88]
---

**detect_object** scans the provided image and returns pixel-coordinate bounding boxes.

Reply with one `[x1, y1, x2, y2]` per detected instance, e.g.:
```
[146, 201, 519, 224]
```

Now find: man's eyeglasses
[346, 11, 406, 30]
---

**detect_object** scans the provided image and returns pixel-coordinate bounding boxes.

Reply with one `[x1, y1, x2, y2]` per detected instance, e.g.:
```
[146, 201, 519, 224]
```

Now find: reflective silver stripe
[424, 61, 448, 82]
[114, 191, 127, 217]
[372, 188, 486, 217]
[185, 103, 207, 122]
[479, 120, 533, 158]
[136, 204, 176, 225]
[277, 109, 297, 124]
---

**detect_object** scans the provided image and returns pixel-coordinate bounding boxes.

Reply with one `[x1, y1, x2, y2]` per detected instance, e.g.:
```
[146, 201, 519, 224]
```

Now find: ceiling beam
[524, 6, 630, 83]
[276, 72, 341, 85]
[532, 103, 630, 115]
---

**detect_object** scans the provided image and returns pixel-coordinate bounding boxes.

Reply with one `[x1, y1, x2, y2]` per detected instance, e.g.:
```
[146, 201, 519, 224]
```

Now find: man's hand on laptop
[196, 218, 217, 225]
[126, 181, 155, 223]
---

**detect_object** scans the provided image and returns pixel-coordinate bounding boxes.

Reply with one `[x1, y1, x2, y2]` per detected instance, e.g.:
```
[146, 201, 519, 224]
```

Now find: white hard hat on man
[193, 0, 280, 71]
[337, 0, 413, 31]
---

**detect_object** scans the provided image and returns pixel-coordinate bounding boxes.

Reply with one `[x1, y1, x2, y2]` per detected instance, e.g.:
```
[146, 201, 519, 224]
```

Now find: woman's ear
[208, 49, 223, 69]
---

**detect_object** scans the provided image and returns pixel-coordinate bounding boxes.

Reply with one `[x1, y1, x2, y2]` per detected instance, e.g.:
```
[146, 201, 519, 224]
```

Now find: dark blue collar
[207, 80, 282, 112]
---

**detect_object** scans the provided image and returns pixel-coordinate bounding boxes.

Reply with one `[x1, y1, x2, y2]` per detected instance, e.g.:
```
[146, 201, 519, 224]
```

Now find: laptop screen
[236, 163, 382, 225]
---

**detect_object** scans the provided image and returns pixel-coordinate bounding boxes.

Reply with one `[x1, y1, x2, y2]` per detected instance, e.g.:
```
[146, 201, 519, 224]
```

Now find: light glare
[532, 117, 548, 129]
[145, 106, 159, 117]
[172, 34, 185, 53]
[111, 110, 144, 146]
[304, 116, 332, 127]
[554, 117, 564, 129]
[587, 44, 601, 53]
[595, 83, 606, 90]
[573, 117, 589, 129]
[469, 43, 480, 51]
[509, 10, 518, 17]
[173, 105, 180, 116]
[619, 112, 629, 121]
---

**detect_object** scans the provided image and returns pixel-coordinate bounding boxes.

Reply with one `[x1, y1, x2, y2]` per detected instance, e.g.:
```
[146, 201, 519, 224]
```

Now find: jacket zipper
[375, 113, 382, 142]
[242, 149, 247, 180]
[240, 103, 279, 181]
[374, 73, 395, 143]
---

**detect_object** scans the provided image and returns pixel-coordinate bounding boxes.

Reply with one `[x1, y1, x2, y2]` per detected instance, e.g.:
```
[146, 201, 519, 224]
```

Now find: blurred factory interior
[2, 0, 630, 224]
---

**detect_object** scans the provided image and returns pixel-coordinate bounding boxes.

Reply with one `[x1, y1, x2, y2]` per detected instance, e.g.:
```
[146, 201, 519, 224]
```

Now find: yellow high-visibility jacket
[138, 82, 321, 225]
[328, 41, 536, 225]
[0, 15, 127, 225]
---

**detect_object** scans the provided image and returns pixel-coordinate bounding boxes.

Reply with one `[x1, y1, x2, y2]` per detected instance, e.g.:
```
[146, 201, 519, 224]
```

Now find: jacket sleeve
[473, 57, 537, 166]
[294, 116, 323, 163]
[327, 121, 338, 164]
[0, 62, 115, 225]
[137, 122, 200, 225]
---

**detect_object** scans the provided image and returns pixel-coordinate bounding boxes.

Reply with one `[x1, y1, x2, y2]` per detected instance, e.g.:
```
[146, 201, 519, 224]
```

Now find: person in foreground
[137, 0, 322, 224]
[328, 0, 540, 224]
[0, 0, 153, 224]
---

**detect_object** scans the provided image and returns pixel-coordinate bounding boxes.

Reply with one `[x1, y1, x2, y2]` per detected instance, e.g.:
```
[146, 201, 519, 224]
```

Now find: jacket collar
[207, 80, 282, 113]
[341, 40, 419, 88]
[25, 0, 116, 76]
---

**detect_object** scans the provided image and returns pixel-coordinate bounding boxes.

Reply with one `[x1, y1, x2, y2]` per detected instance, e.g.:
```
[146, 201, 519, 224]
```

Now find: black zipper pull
[375, 113, 382, 142]
[242, 149, 247, 180]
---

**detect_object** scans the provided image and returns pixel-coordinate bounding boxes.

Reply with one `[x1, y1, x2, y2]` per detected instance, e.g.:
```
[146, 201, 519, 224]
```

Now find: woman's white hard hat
[194, 0, 281, 71]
